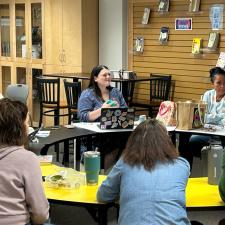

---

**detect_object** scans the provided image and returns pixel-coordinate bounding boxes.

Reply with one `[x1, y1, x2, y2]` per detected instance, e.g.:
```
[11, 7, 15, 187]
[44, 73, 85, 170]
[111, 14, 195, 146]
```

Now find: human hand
[101, 101, 111, 108]
[102, 100, 119, 108]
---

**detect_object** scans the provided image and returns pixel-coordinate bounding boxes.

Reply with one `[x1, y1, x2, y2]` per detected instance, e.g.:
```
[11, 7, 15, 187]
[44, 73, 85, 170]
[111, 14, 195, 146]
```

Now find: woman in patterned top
[78, 65, 127, 122]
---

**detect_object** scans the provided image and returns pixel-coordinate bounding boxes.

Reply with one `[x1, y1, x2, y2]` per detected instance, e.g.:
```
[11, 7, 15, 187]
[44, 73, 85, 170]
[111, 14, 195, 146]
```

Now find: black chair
[36, 77, 68, 127]
[130, 73, 171, 117]
[112, 71, 137, 106]
[169, 79, 176, 101]
[64, 79, 81, 124]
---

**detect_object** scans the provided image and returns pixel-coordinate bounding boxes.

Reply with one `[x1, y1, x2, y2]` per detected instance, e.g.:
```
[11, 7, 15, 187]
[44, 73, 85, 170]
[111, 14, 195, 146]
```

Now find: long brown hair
[88, 65, 112, 99]
[122, 118, 178, 170]
[0, 98, 28, 146]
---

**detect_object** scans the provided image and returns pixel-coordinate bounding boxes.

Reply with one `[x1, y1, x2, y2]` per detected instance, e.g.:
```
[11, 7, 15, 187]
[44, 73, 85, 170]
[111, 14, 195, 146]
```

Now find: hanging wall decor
[216, 52, 225, 69]
[175, 18, 192, 30]
[189, 0, 201, 12]
[134, 37, 144, 53]
[209, 4, 224, 30]
[191, 38, 202, 54]
[158, 0, 169, 12]
[207, 32, 220, 51]
[159, 27, 169, 44]
[142, 8, 150, 25]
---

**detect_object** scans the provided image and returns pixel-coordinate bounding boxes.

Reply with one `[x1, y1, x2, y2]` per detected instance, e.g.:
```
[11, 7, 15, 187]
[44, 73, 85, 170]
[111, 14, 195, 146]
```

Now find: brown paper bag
[176, 101, 207, 130]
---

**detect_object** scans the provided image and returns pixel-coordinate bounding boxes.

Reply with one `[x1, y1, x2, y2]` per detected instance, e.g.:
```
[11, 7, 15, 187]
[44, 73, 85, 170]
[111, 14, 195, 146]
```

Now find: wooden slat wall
[128, 0, 225, 101]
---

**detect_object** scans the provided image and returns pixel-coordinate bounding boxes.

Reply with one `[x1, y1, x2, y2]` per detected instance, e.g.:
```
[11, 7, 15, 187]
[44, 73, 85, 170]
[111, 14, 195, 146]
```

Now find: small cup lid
[84, 151, 100, 157]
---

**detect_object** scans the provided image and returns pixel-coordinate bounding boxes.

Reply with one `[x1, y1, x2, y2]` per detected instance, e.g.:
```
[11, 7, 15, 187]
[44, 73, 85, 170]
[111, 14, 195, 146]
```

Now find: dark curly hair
[0, 98, 28, 146]
[209, 67, 225, 83]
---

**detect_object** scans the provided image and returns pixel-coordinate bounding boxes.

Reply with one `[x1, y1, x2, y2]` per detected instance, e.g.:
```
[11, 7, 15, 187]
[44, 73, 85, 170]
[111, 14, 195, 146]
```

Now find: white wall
[99, 0, 127, 70]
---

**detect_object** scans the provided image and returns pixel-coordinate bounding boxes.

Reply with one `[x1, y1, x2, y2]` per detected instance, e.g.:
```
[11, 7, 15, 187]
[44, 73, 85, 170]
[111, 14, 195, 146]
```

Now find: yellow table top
[41, 164, 106, 205]
[41, 163, 60, 176]
[41, 164, 225, 208]
[186, 177, 225, 208]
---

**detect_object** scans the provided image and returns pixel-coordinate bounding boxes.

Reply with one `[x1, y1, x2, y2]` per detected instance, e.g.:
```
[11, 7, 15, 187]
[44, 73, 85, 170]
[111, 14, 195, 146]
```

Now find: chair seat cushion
[70, 108, 78, 113]
[43, 102, 68, 108]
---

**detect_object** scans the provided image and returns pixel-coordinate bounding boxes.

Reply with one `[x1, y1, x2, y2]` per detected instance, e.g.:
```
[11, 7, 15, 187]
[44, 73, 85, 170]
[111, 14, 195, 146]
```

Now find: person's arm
[203, 91, 225, 125]
[88, 102, 112, 121]
[78, 89, 115, 122]
[111, 88, 127, 108]
[219, 149, 225, 202]
[78, 90, 97, 122]
[205, 112, 225, 125]
[97, 159, 122, 203]
[24, 153, 49, 224]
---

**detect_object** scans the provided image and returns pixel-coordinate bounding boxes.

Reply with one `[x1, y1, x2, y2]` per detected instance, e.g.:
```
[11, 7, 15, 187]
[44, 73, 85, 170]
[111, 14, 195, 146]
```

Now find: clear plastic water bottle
[208, 138, 223, 185]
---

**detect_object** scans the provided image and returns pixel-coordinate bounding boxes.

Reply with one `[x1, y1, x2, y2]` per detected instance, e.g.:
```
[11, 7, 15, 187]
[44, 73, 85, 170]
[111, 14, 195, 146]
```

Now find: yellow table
[41, 165, 225, 224]
[186, 177, 225, 209]
[41, 164, 109, 225]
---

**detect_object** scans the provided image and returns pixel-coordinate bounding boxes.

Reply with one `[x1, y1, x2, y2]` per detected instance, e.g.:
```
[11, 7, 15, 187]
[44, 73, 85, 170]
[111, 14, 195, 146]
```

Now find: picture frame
[175, 18, 192, 30]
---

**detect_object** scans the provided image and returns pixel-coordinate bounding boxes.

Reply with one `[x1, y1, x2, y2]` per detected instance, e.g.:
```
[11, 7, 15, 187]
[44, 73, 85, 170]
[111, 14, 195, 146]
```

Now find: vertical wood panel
[128, 0, 225, 101]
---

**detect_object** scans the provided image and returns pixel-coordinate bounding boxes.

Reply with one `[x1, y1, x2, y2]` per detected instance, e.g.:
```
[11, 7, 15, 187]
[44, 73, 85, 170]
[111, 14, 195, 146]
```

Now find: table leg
[76, 138, 81, 171]
[98, 205, 108, 225]
[63, 140, 70, 167]
[121, 81, 129, 104]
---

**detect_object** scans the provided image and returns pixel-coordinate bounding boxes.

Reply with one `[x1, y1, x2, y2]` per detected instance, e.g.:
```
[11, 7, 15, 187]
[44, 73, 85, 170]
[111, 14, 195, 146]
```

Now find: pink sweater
[0, 146, 49, 225]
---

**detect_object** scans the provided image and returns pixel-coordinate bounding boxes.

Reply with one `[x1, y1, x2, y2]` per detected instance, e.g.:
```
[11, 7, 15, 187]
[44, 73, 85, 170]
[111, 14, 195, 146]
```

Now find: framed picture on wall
[175, 18, 192, 30]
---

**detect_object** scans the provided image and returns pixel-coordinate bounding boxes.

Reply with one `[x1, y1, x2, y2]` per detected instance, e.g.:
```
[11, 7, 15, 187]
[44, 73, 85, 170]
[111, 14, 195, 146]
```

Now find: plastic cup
[84, 151, 100, 185]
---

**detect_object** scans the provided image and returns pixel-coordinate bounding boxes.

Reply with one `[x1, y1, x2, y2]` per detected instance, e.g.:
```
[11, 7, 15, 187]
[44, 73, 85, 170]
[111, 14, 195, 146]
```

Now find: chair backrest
[5, 84, 29, 104]
[36, 77, 60, 105]
[169, 80, 176, 101]
[149, 73, 171, 101]
[63, 79, 81, 109]
[127, 72, 137, 106]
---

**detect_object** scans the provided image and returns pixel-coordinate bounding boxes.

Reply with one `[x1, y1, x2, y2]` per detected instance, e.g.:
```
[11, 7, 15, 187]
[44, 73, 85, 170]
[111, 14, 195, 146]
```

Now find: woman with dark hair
[179, 67, 225, 168]
[97, 119, 191, 225]
[0, 98, 49, 225]
[78, 65, 127, 122]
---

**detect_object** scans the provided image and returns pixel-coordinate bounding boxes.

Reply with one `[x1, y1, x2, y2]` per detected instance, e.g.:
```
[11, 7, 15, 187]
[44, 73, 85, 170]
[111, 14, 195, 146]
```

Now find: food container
[45, 168, 85, 189]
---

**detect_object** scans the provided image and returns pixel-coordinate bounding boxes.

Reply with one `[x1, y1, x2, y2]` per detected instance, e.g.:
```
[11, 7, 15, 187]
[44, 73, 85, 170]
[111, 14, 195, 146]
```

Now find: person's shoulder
[80, 88, 94, 97]
[174, 157, 190, 171]
[110, 87, 122, 95]
[9, 148, 39, 169]
[18, 148, 38, 159]
[204, 89, 215, 97]
[114, 158, 126, 170]
[111, 87, 120, 92]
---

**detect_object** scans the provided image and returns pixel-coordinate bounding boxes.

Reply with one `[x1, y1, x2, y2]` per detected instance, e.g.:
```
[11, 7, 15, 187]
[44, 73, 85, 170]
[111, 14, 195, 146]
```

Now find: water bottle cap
[210, 144, 223, 151]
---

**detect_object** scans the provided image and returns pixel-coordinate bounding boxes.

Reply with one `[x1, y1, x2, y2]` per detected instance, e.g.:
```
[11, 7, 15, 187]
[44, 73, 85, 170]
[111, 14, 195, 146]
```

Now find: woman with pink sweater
[0, 98, 49, 225]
